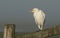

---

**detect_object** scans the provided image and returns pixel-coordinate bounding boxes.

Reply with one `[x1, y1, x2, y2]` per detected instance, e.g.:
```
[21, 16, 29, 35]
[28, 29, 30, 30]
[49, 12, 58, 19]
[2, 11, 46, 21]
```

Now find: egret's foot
[38, 29, 42, 31]
[36, 29, 41, 32]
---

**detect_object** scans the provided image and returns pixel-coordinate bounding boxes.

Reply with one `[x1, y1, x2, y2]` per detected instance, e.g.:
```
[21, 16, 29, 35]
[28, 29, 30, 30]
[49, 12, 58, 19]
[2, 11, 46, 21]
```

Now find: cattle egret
[29, 8, 45, 30]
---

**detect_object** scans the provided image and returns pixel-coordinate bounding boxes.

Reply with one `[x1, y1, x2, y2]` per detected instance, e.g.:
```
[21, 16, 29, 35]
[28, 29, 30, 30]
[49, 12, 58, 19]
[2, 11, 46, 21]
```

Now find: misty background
[0, 0, 60, 32]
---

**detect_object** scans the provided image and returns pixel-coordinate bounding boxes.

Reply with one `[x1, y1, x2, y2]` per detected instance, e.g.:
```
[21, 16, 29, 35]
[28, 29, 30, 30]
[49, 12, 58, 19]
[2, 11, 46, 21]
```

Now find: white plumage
[30, 8, 45, 30]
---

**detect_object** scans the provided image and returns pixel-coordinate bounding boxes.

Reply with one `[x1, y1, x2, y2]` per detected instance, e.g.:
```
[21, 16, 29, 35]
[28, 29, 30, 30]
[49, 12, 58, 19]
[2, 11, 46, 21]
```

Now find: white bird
[29, 8, 45, 30]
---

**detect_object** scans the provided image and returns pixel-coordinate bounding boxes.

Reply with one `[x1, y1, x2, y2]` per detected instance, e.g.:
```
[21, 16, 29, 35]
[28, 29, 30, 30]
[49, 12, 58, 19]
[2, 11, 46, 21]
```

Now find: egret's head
[29, 8, 39, 13]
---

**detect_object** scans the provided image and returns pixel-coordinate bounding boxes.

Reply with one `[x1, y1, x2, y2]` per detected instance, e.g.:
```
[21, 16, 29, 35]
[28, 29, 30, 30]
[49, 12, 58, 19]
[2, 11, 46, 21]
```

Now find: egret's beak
[29, 9, 32, 13]
[29, 9, 34, 13]
[29, 10, 32, 12]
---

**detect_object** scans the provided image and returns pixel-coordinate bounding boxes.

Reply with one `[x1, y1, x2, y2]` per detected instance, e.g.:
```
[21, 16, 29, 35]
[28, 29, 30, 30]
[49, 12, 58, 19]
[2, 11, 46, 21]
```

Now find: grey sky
[0, 0, 60, 32]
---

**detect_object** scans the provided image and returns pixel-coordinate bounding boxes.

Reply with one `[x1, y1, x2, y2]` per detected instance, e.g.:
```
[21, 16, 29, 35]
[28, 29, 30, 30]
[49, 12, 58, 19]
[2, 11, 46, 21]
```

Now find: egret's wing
[40, 10, 45, 19]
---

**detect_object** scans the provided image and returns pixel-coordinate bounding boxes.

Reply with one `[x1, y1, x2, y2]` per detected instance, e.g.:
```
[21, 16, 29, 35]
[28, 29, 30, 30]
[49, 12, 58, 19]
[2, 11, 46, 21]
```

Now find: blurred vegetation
[0, 32, 3, 38]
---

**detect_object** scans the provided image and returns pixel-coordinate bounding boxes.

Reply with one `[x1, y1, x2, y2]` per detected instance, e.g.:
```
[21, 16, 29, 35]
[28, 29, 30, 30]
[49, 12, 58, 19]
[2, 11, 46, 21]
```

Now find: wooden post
[17, 25, 60, 38]
[3, 24, 15, 38]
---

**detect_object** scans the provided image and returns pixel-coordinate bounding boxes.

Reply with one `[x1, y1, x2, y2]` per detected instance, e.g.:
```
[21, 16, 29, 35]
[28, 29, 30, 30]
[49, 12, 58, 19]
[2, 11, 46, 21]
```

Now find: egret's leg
[38, 25, 40, 29]
[38, 25, 42, 30]
[40, 22, 44, 30]
[40, 25, 43, 30]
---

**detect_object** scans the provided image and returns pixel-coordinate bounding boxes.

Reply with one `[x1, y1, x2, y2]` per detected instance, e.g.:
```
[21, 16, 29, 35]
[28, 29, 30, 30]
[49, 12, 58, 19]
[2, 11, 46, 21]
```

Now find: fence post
[3, 24, 15, 38]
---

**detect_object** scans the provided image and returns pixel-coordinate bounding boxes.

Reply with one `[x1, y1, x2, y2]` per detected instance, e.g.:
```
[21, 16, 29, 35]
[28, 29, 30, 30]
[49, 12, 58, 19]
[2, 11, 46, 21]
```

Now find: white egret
[29, 8, 45, 30]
